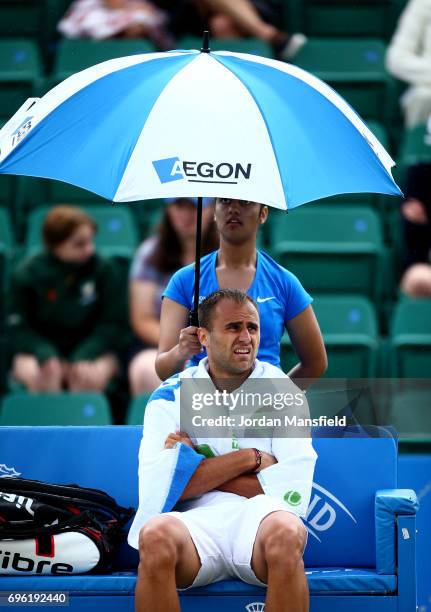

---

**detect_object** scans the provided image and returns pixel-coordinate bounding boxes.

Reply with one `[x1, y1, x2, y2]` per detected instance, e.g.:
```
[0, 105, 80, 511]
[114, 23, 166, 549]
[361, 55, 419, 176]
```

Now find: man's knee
[138, 518, 182, 571]
[262, 514, 307, 574]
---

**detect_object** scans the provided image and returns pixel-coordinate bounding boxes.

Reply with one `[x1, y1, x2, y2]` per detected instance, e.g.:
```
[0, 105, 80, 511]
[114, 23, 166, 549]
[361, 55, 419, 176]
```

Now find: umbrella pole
[190, 196, 203, 327]
[189, 30, 209, 327]
[201, 30, 210, 53]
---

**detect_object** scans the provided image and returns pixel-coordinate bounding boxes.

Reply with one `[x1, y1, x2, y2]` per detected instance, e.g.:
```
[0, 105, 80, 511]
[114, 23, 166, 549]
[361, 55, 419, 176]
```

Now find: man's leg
[135, 515, 201, 612]
[251, 511, 309, 612]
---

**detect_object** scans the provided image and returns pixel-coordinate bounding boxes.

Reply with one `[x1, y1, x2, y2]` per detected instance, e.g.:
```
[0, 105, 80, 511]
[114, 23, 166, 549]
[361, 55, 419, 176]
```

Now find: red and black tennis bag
[0, 477, 134, 575]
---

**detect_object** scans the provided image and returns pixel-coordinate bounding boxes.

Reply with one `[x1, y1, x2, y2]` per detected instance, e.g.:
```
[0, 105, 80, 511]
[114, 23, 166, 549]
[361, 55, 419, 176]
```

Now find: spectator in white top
[58, 0, 173, 49]
[386, 0, 431, 127]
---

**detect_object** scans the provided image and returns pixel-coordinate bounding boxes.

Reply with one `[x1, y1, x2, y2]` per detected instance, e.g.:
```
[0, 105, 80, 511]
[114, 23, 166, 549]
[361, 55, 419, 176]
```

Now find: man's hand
[164, 430, 195, 449]
[256, 450, 278, 472]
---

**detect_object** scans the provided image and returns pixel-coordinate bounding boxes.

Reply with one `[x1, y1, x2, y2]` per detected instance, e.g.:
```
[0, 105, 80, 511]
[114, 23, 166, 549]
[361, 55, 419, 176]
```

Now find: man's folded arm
[179, 449, 258, 501]
[216, 474, 264, 498]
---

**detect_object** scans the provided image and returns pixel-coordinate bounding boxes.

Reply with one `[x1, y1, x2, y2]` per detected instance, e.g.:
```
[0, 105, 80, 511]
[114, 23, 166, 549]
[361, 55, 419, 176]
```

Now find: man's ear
[197, 327, 209, 347]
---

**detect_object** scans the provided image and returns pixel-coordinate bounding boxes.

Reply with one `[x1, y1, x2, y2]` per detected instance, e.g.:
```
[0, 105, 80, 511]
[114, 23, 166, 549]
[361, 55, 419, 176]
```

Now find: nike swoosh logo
[256, 297, 275, 303]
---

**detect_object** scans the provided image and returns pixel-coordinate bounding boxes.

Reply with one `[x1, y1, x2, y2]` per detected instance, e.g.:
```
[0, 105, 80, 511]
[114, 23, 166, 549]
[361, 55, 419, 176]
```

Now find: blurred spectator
[58, 0, 173, 49]
[400, 162, 431, 296]
[8, 206, 127, 393]
[165, 0, 306, 59]
[128, 197, 218, 395]
[386, 0, 431, 127]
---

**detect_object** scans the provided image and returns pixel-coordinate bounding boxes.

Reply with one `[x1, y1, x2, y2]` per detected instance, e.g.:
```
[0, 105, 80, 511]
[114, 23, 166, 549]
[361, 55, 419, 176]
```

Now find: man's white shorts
[167, 493, 308, 590]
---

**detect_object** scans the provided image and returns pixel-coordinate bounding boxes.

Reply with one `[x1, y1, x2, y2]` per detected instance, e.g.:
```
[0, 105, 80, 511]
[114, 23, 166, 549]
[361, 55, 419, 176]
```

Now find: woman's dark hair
[43, 205, 97, 251]
[148, 201, 219, 274]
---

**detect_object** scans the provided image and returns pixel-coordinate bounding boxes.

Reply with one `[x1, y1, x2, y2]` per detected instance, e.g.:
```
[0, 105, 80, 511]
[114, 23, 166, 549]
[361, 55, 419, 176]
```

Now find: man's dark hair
[198, 289, 258, 330]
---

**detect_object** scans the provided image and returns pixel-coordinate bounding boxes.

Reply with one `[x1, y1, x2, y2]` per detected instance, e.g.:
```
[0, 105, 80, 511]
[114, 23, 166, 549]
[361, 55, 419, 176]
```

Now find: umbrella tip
[201, 30, 210, 53]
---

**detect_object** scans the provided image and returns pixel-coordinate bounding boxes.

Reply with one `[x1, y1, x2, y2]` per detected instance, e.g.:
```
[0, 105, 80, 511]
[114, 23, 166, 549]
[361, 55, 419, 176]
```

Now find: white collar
[194, 356, 264, 381]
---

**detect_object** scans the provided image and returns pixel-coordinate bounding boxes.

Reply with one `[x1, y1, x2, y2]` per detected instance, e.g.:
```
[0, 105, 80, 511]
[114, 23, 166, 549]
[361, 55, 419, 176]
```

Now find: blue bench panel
[0, 595, 399, 612]
[0, 570, 396, 595]
[0, 426, 397, 570]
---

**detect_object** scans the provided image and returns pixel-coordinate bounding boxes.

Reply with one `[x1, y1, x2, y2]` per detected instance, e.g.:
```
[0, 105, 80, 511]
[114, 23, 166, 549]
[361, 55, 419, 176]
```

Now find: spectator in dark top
[399, 162, 431, 297]
[165, 0, 306, 59]
[8, 205, 126, 393]
[128, 197, 218, 395]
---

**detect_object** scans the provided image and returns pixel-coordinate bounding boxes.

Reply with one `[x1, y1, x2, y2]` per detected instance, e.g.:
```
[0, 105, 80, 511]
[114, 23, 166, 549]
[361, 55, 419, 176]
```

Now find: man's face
[198, 298, 260, 376]
[215, 198, 267, 244]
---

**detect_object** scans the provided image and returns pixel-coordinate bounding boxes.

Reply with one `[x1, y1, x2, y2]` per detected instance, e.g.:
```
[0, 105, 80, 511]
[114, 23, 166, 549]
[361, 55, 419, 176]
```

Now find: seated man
[128, 289, 317, 612]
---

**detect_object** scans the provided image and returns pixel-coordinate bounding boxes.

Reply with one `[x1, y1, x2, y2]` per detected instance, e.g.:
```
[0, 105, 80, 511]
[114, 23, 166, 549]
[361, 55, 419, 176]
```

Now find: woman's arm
[155, 297, 202, 380]
[130, 280, 160, 346]
[284, 305, 327, 389]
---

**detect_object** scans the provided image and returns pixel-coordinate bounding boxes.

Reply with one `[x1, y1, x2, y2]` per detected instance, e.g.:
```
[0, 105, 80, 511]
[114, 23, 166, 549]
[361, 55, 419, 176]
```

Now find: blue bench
[0, 426, 418, 611]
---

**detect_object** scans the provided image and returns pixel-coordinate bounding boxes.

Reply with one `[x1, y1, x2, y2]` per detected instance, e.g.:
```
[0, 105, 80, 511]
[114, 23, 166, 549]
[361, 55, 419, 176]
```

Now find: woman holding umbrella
[128, 196, 218, 396]
[155, 197, 327, 387]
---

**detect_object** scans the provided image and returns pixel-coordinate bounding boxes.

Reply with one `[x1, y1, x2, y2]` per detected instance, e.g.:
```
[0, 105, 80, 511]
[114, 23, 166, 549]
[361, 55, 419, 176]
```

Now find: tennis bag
[0, 477, 134, 575]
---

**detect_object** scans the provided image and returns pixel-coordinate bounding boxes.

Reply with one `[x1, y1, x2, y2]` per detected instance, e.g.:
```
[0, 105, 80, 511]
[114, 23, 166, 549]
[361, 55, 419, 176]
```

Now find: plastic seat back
[0, 393, 113, 426]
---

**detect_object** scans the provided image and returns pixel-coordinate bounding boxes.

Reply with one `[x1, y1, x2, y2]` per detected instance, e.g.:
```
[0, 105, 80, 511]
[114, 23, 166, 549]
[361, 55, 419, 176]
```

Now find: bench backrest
[0, 426, 397, 569]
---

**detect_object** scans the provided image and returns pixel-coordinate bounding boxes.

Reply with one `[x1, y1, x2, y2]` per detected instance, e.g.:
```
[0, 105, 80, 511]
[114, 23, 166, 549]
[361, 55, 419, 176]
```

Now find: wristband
[252, 448, 262, 473]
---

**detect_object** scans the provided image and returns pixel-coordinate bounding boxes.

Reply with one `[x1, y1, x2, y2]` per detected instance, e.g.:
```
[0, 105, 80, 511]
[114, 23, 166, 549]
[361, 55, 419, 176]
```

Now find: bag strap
[0, 478, 133, 524]
[0, 510, 101, 539]
[0, 478, 120, 511]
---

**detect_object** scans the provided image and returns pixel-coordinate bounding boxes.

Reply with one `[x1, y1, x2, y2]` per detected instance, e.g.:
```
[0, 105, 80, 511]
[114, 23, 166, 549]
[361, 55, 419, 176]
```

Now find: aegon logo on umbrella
[152, 157, 252, 185]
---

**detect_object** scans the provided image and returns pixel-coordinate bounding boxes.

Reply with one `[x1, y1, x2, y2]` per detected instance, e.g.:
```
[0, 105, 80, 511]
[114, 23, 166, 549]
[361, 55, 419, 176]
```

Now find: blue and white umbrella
[0, 44, 401, 209]
[0, 39, 402, 323]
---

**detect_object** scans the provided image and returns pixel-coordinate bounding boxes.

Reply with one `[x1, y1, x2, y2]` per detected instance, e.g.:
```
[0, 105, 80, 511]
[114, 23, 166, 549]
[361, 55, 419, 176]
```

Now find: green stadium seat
[0, 207, 14, 251]
[0, 1, 43, 39]
[0, 207, 15, 296]
[0, 39, 42, 122]
[126, 392, 152, 425]
[0, 174, 18, 216]
[388, 387, 431, 439]
[43, 0, 71, 45]
[293, 38, 392, 122]
[399, 122, 431, 165]
[396, 123, 431, 188]
[134, 199, 165, 240]
[52, 39, 156, 83]
[305, 380, 379, 425]
[268, 205, 384, 298]
[280, 294, 379, 377]
[0, 392, 112, 425]
[0, 208, 13, 390]
[299, 1, 394, 39]
[177, 36, 274, 58]
[45, 181, 107, 205]
[25, 204, 139, 261]
[40, 182, 164, 239]
[367, 120, 390, 151]
[280, 0, 304, 34]
[389, 297, 431, 378]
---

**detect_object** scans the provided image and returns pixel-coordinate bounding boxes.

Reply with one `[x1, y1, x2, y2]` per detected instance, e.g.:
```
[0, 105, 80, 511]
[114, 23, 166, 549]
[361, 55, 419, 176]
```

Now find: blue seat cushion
[0, 569, 396, 595]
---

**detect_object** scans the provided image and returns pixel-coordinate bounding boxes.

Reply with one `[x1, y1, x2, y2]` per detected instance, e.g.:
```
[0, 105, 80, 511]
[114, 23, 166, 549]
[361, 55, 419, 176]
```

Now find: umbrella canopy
[0, 46, 401, 209]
